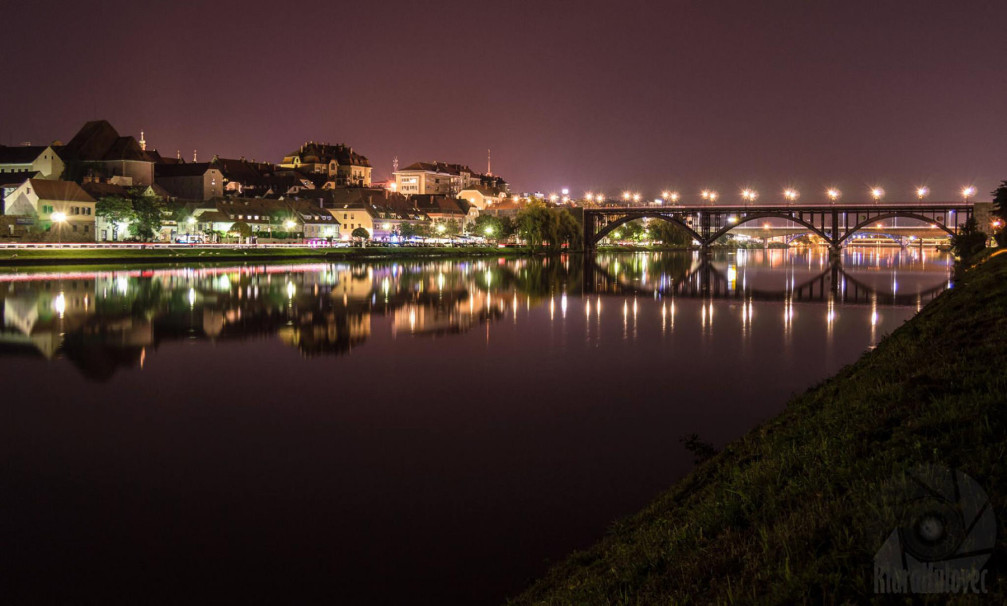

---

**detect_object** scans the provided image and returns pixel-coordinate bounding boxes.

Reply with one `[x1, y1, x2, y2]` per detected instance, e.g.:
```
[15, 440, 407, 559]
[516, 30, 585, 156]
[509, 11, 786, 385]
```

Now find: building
[394, 161, 507, 197]
[2, 179, 97, 241]
[0, 144, 64, 179]
[279, 142, 372, 187]
[59, 120, 157, 186]
[155, 163, 225, 201]
[413, 195, 478, 226]
[457, 183, 508, 210]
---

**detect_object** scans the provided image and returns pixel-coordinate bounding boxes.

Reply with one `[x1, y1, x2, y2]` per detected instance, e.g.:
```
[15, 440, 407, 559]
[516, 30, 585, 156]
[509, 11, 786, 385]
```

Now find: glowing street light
[827, 188, 841, 202]
[484, 226, 495, 236]
[561, 188, 570, 196]
[284, 219, 297, 230]
[667, 191, 680, 203]
[741, 188, 758, 202]
[700, 189, 719, 203]
[916, 186, 929, 200]
[632, 193, 642, 203]
[784, 188, 799, 203]
[549, 194, 559, 203]
[436, 223, 447, 234]
[51, 211, 67, 244]
[961, 186, 976, 202]
[622, 191, 631, 202]
[871, 187, 885, 203]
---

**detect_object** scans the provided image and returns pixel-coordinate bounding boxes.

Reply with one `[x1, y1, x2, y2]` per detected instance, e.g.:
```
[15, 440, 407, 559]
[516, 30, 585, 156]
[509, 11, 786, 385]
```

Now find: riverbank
[513, 251, 1007, 604]
[0, 245, 531, 267]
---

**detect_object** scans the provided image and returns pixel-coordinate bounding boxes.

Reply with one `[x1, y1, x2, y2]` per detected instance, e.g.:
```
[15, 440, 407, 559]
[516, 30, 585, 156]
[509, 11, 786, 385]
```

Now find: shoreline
[0, 246, 537, 268]
[512, 251, 1006, 604]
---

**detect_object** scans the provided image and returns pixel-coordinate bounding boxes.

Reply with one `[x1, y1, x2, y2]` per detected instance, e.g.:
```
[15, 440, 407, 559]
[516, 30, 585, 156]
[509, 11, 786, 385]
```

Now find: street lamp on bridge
[741, 188, 758, 204]
[701, 189, 718, 204]
[827, 188, 841, 203]
[961, 186, 976, 202]
[871, 187, 885, 204]
[783, 188, 799, 203]
[916, 186, 929, 201]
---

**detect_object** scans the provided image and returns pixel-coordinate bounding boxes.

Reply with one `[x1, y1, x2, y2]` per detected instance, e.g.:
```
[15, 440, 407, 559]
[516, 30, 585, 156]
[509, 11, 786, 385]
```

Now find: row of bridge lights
[603, 186, 979, 204]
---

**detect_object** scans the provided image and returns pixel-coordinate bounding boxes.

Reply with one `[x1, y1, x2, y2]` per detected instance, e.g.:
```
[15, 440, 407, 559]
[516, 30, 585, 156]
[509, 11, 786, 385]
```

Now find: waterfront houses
[0, 118, 505, 243]
[2, 179, 96, 241]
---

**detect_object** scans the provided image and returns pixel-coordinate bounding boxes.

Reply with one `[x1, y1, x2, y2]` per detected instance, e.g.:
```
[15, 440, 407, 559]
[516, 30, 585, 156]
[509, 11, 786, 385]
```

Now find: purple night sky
[2, 0, 1005, 200]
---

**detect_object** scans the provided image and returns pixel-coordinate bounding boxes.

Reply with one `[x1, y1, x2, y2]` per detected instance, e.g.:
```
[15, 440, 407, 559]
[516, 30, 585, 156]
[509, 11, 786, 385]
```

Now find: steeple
[193, 149, 198, 162]
[487, 149, 492, 176]
[139, 130, 146, 151]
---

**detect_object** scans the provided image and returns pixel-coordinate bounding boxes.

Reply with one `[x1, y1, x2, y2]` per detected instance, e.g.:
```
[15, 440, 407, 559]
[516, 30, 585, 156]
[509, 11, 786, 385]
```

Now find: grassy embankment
[513, 251, 1007, 604]
[0, 246, 530, 267]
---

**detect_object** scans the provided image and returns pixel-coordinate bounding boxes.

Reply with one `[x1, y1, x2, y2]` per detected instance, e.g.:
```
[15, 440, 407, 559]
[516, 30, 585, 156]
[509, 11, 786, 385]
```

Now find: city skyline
[1, 1, 1005, 199]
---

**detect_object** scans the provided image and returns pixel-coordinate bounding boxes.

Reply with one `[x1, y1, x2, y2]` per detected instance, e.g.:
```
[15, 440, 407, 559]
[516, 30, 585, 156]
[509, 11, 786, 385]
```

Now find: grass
[512, 252, 1007, 604]
[0, 245, 531, 267]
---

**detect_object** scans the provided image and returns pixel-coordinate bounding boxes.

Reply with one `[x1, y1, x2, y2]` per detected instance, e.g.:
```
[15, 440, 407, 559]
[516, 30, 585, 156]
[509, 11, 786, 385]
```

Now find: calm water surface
[0, 248, 952, 604]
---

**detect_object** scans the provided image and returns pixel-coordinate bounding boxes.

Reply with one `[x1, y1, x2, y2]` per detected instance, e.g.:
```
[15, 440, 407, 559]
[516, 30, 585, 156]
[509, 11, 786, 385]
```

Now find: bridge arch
[592, 212, 703, 246]
[838, 212, 956, 245]
[706, 212, 832, 244]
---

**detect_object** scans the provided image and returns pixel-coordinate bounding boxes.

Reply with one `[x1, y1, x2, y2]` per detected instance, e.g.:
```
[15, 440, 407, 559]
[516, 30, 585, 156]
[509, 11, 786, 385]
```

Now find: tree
[516, 199, 556, 250]
[992, 181, 1007, 246]
[229, 221, 253, 240]
[950, 217, 987, 262]
[351, 227, 371, 240]
[95, 196, 134, 241]
[648, 219, 694, 247]
[554, 207, 583, 249]
[128, 192, 165, 241]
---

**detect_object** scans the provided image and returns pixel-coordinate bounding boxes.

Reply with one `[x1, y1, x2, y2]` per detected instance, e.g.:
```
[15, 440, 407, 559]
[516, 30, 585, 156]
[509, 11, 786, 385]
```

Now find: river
[0, 247, 952, 604]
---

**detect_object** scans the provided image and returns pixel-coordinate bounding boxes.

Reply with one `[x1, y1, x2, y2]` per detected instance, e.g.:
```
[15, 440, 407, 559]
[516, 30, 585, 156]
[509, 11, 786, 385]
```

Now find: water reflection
[0, 249, 952, 382]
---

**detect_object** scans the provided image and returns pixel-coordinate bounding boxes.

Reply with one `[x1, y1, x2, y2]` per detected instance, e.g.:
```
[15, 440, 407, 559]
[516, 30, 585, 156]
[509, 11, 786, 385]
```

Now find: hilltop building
[0, 145, 64, 179]
[59, 120, 158, 186]
[279, 142, 372, 187]
[393, 161, 507, 197]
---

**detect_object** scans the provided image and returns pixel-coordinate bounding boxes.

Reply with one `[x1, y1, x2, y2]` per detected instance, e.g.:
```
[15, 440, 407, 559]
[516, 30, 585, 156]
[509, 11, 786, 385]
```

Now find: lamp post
[916, 186, 929, 201]
[871, 187, 884, 204]
[827, 188, 841, 204]
[784, 189, 799, 204]
[741, 189, 758, 205]
[51, 211, 67, 244]
[961, 186, 976, 203]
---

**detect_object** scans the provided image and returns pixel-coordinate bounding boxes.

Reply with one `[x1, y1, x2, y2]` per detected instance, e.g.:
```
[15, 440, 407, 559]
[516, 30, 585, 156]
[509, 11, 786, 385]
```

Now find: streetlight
[667, 191, 680, 203]
[916, 186, 929, 201]
[51, 211, 67, 244]
[741, 188, 758, 203]
[436, 223, 447, 234]
[961, 186, 976, 202]
[827, 188, 841, 203]
[622, 191, 631, 202]
[784, 188, 799, 203]
[484, 225, 495, 237]
[632, 193, 641, 203]
[700, 190, 718, 203]
[871, 187, 884, 204]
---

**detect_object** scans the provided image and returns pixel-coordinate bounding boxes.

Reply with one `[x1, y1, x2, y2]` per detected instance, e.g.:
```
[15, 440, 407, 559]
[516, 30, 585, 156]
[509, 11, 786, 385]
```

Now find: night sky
[2, 0, 1005, 199]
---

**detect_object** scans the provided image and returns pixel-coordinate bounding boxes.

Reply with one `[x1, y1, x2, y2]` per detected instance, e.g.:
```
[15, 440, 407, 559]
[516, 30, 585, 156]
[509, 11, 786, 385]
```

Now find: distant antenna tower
[139, 130, 146, 151]
[193, 149, 198, 162]
[487, 149, 492, 176]
[392, 156, 399, 173]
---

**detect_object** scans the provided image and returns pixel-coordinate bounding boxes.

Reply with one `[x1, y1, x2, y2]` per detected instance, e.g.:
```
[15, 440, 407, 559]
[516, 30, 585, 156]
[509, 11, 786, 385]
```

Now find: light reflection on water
[0, 247, 953, 604]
